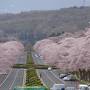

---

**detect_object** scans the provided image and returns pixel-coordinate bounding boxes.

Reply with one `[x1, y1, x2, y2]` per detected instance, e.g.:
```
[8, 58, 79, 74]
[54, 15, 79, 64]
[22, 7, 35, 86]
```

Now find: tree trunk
[79, 69, 83, 80]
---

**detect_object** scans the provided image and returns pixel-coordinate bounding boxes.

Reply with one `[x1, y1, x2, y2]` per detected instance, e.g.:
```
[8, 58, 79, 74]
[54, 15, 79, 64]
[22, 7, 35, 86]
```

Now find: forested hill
[0, 6, 90, 44]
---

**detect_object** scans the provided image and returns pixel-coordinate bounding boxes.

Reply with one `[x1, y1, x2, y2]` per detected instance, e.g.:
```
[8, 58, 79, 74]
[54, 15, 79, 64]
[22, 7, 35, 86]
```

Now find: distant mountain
[0, 6, 90, 44]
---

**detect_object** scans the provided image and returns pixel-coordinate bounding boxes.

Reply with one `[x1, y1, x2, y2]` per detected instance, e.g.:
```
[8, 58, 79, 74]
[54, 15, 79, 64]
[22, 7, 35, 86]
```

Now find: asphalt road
[0, 52, 26, 90]
[0, 74, 7, 85]
[32, 52, 64, 88]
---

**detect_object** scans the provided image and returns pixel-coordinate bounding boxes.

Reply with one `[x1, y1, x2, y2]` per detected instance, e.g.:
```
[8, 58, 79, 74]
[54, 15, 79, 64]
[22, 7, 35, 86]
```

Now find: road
[32, 52, 64, 88]
[0, 52, 26, 90]
[0, 74, 7, 85]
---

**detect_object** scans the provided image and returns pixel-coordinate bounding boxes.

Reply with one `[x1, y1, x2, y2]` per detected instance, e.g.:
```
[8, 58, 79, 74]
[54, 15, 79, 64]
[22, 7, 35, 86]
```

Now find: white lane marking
[50, 71, 64, 83]
[0, 54, 26, 88]
[33, 53, 55, 84]
[9, 69, 19, 90]
[0, 55, 22, 87]
[33, 53, 64, 83]
[0, 69, 13, 87]
[41, 70, 55, 84]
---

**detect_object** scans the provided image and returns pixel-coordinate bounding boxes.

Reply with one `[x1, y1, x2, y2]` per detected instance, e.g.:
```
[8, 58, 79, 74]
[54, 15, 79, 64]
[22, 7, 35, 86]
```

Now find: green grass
[25, 52, 43, 86]
[12, 63, 57, 69]
[12, 48, 50, 89]
[79, 80, 90, 85]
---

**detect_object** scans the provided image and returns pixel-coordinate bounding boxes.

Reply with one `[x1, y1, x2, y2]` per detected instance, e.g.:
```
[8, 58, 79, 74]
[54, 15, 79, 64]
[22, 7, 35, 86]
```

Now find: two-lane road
[0, 52, 26, 90]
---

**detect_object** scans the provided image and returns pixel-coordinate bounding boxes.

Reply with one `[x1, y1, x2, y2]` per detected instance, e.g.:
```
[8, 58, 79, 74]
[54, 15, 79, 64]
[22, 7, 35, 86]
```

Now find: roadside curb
[23, 69, 26, 86]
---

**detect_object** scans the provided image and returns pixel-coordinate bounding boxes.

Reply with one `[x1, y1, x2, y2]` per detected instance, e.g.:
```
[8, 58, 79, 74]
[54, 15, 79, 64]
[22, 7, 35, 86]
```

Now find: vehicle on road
[50, 84, 77, 90]
[59, 73, 71, 79]
[50, 84, 65, 90]
[48, 67, 52, 71]
[79, 84, 89, 90]
[65, 87, 75, 90]
[35, 54, 39, 58]
[62, 74, 76, 81]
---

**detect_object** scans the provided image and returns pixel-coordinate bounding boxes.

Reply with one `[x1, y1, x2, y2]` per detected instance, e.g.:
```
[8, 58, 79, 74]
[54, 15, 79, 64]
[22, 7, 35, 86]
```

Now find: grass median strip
[25, 52, 43, 86]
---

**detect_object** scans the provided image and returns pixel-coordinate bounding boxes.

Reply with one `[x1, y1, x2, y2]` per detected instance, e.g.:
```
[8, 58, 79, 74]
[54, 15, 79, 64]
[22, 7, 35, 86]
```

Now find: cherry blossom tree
[34, 28, 90, 81]
[0, 41, 24, 74]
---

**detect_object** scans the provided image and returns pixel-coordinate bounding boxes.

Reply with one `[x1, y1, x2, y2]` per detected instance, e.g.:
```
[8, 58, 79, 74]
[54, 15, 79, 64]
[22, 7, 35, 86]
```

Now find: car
[79, 84, 89, 90]
[59, 73, 71, 79]
[65, 87, 76, 90]
[88, 87, 90, 90]
[59, 74, 67, 79]
[35, 54, 38, 58]
[48, 67, 52, 71]
[50, 84, 65, 90]
[62, 74, 77, 81]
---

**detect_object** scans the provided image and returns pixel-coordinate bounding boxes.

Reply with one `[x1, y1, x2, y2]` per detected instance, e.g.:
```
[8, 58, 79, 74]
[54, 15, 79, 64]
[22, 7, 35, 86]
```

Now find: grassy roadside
[25, 52, 43, 86]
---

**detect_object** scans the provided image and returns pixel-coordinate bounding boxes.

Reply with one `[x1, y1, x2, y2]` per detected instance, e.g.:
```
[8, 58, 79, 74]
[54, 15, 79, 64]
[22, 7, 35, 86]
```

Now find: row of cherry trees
[0, 41, 24, 74]
[34, 28, 90, 81]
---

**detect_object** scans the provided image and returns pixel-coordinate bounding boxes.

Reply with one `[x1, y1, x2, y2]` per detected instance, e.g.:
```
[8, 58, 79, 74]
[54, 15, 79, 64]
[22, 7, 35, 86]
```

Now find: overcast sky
[0, 0, 90, 13]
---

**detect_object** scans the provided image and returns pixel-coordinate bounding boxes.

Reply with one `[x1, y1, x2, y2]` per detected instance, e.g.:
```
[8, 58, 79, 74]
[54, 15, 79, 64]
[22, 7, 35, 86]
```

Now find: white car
[50, 84, 65, 90]
[65, 87, 75, 90]
[35, 54, 38, 58]
[79, 84, 89, 90]
[62, 74, 76, 81]
[59, 73, 71, 79]
[48, 67, 52, 71]
[88, 86, 90, 90]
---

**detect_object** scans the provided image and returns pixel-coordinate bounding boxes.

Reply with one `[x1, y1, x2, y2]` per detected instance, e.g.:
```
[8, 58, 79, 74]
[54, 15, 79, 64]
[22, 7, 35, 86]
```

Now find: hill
[0, 6, 90, 44]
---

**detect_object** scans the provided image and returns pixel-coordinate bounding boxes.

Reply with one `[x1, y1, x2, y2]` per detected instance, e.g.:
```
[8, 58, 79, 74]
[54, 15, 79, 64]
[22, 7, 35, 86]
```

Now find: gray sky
[0, 0, 90, 13]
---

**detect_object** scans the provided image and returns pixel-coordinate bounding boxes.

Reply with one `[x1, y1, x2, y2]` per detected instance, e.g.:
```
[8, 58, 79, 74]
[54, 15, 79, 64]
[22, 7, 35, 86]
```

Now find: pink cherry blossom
[34, 28, 90, 72]
[0, 41, 24, 74]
